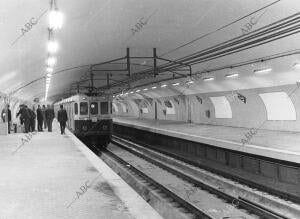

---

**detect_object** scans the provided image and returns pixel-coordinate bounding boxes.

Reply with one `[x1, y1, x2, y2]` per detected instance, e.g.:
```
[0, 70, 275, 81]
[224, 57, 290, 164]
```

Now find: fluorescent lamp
[225, 73, 239, 78]
[172, 82, 180, 86]
[47, 57, 56, 66]
[130, 91, 134, 94]
[49, 9, 63, 30]
[161, 84, 167, 88]
[136, 89, 140, 92]
[152, 86, 157, 89]
[253, 68, 272, 74]
[143, 88, 148, 91]
[47, 41, 58, 54]
[46, 67, 53, 73]
[293, 63, 300, 68]
[203, 77, 214, 81]
[186, 80, 194, 84]
[125, 92, 128, 95]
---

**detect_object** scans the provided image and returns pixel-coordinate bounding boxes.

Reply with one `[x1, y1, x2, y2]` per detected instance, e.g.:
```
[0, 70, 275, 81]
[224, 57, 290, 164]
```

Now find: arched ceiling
[1, 0, 300, 103]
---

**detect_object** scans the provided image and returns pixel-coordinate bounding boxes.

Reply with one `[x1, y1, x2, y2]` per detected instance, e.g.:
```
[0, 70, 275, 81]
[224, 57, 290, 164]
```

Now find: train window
[80, 102, 88, 115]
[110, 102, 112, 114]
[100, 102, 108, 114]
[90, 102, 98, 115]
[74, 103, 78, 115]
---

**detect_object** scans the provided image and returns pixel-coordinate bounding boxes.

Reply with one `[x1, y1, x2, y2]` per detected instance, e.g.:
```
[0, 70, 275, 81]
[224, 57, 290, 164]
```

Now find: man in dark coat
[45, 105, 55, 132]
[36, 105, 43, 132]
[42, 105, 47, 129]
[28, 107, 36, 132]
[16, 104, 24, 125]
[57, 104, 68, 134]
[1, 104, 11, 134]
[16, 105, 30, 133]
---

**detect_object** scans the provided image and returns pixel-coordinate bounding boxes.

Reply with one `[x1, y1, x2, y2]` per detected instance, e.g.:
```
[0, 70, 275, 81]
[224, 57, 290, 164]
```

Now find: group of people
[16, 104, 55, 133]
[1, 104, 68, 135]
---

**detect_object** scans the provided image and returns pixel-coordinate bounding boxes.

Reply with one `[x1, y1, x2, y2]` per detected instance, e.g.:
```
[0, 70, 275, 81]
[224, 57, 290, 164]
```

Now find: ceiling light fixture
[203, 77, 215, 81]
[161, 84, 167, 88]
[47, 40, 58, 54]
[143, 88, 148, 91]
[186, 80, 194, 84]
[47, 56, 56, 66]
[253, 68, 272, 74]
[136, 89, 141, 92]
[225, 73, 239, 78]
[172, 82, 180, 86]
[293, 63, 300, 68]
[152, 86, 157, 89]
[46, 67, 53, 73]
[49, 3, 63, 30]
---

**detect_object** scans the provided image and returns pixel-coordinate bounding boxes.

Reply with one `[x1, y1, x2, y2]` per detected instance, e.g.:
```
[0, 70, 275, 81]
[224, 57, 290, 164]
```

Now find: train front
[73, 95, 113, 149]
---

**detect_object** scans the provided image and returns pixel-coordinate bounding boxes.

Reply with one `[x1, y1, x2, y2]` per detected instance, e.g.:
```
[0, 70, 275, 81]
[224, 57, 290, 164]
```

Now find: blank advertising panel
[210, 96, 232, 118]
[259, 92, 296, 120]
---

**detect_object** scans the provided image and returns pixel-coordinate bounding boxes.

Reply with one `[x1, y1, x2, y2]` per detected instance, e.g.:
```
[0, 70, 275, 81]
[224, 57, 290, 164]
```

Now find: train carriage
[54, 94, 112, 149]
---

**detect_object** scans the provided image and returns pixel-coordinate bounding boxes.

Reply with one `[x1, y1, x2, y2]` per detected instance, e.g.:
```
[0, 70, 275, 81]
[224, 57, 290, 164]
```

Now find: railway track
[93, 135, 299, 218]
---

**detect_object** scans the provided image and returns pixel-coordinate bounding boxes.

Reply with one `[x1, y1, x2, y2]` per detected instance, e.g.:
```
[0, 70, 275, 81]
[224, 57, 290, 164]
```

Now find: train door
[155, 101, 157, 120]
[70, 102, 74, 130]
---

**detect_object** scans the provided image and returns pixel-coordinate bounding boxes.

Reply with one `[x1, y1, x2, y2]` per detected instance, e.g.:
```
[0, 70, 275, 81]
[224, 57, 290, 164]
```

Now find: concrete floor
[0, 122, 162, 219]
[113, 116, 300, 163]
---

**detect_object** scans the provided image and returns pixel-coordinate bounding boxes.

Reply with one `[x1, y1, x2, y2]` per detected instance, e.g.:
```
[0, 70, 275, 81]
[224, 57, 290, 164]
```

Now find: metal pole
[127, 48, 131, 77]
[153, 48, 157, 77]
[76, 83, 80, 93]
[90, 71, 94, 93]
[106, 73, 110, 89]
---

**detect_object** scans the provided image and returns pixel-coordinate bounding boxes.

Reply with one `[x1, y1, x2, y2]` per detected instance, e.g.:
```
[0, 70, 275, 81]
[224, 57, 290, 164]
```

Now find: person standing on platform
[57, 104, 68, 135]
[1, 104, 11, 134]
[36, 105, 43, 132]
[45, 105, 55, 132]
[29, 107, 36, 132]
[42, 105, 47, 129]
[16, 105, 30, 133]
[16, 104, 25, 125]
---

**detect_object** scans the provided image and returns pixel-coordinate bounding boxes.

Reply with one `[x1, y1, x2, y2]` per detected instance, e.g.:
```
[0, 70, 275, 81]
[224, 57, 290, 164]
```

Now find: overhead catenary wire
[159, 0, 282, 57]
[133, 13, 300, 76]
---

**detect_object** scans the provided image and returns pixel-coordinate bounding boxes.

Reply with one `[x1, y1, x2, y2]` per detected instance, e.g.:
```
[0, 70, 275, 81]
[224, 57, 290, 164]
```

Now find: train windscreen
[80, 102, 88, 115]
[100, 102, 108, 114]
[90, 102, 98, 115]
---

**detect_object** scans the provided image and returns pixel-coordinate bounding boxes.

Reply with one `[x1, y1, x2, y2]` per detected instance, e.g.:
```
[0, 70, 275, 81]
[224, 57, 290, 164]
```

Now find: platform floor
[0, 121, 163, 219]
[113, 116, 300, 163]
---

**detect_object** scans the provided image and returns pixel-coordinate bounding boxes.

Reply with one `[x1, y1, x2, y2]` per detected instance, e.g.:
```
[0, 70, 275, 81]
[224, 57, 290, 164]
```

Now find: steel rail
[111, 135, 291, 219]
[101, 149, 213, 219]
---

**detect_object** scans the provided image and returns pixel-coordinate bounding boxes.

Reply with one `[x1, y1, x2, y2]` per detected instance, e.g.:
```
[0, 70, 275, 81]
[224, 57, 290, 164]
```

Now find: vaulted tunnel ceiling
[1, 0, 300, 103]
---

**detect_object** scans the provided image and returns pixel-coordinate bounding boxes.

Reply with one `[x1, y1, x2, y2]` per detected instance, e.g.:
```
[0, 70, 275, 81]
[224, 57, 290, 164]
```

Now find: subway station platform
[0, 121, 162, 219]
[113, 116, 300, 164]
